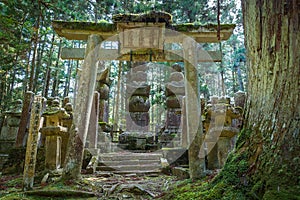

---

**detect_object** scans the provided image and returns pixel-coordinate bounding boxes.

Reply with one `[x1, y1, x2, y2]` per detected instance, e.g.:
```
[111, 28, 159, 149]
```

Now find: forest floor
[0, 171, 190, 200]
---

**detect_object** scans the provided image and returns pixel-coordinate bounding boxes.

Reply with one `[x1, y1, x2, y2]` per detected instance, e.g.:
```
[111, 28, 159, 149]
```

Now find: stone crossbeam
[61, 48, 222, 62]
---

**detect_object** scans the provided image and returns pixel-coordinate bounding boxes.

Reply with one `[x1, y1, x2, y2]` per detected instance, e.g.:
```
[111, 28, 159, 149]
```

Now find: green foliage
[262, 189, 300, 200]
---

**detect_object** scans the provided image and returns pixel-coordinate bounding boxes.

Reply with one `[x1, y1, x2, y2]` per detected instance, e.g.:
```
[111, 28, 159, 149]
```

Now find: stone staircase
[96, 152, 163, 174]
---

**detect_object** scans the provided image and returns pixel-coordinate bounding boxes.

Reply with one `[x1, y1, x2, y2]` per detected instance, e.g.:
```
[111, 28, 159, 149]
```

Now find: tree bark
[228, 0, 300, 197]
[43, 33, 55, 98]
[51, 39, 62, 97]
[28, 3, 41, 92]
[112, 62, 122, 132]
[34, 33, 46, 93]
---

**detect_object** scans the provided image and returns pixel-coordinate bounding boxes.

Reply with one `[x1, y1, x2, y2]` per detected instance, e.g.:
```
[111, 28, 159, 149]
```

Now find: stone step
[96, 164, 161, 172]
[96, 152, 163, 174]
[98, 159, 160, 166]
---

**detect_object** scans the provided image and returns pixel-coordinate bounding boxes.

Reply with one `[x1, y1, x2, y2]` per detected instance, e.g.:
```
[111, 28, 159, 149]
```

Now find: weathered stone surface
[61, 48, 223, 62]
[118, 132, 155, 150]
[166, 109, 182, 127]
[217, 137, 232, 167]
[210, 96, 219, 104]
[166, 83, 185, 96]
[169, 72, 184, 82]
[99, 100, 109, 123]
[128, 96, 150, 112]
[127, 112, 149, 131]
[127, 84, 150, 97]
[52, 19, 235, 42]
[87, 92, 100, 149]
[181, 97, 187, 148]
[206, 142, 219, 170]
[171, 167, 190, 180]
[129, 71, 147, 82]
[23, 96, 42, 191]
[0, 127, 19, 141]
[166, 96, 182, 108]
[234, 91, 246, 108]
[98, 84, 110, 100]
[183, 36, 205, 179]
[45, 135, 62, 170]
[97, 67, 110, 84]
[62, 34, 101, 180]
[171, 63, 182, 72]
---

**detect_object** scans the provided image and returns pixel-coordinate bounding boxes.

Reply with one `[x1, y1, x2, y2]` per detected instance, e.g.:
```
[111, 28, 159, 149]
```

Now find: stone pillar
[73, 34, 101, 146]
[217, 137, 232, 167]
[183, 37, 205, 179]
[61, 102, 73, 166]
[87, 91, 100, 149]
[23, 96, 42, 191]
[181, 96, 187, 148]
[63, 34, 101, 180]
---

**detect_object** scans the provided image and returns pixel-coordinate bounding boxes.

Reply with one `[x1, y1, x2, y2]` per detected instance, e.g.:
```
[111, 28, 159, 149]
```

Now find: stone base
[0, 140, 15, 153]
[118, 132, 156, 150]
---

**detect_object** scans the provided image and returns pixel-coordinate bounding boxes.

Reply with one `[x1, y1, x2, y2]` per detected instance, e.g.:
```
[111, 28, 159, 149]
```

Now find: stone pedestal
[97, 68, 110, 124]
[206, 142, 219, 169]
[203, 96, 243, 169]
[86, 92, 100, 149]
[0, 111, 21, 153]
[41, 100, 70, 170]
[45, 135, 62, 169]
[234, 91, 246, 108]
[126, 65, 150, 132]
[163, 64, 185, 146]
[217, 137, 232, 167]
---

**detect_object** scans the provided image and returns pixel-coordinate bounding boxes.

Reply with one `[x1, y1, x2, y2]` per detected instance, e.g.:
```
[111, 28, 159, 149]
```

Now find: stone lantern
[40, 99, 70, 170]
[0, 99, 23, 152]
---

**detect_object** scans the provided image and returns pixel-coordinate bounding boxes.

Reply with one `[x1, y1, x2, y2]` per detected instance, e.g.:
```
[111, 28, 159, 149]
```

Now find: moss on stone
[173, 23, 236, 32]
[112, 11, 172, 23]
[52, 20, 117, 32]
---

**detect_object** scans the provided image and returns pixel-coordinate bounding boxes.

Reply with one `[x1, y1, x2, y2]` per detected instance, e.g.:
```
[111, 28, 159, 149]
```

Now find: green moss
[99, 122, 107, 125]
[263, 189, 300, 200]
[52, 20, 117, 32]
[235, 129, 251, 149]
[173, 23, 236, 32]
[112, 11, 172, 23]
[213, 152, 249, 186]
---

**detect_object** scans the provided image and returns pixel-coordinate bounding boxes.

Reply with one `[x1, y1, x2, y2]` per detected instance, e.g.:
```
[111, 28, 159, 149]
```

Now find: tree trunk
[222, 0, 300, 198]
[28, 4, 41, 92]
[34, 33, 46, 93]
[43, 33, 55, 98]
[63, 60, 73, 97]
[112, 62, 122, 132]
[51, 39, 62, 97]
[24, 44, 33, 94]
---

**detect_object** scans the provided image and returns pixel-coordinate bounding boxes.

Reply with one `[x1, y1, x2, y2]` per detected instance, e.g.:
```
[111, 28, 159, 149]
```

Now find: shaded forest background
[0, 0, 245, 118]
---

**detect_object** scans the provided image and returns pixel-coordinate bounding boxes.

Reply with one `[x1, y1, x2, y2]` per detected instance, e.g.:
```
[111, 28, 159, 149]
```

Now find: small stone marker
[23, 95, 42, 191]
